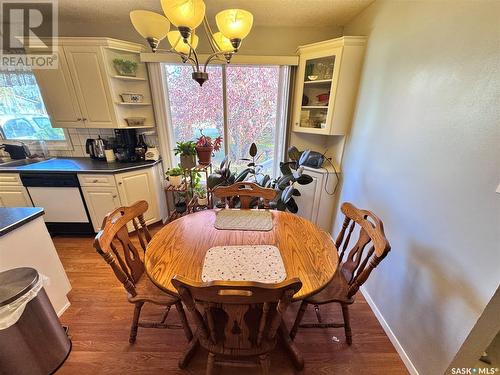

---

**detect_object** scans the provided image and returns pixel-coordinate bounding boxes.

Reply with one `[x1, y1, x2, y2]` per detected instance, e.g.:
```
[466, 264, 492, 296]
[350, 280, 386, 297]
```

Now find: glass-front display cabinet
[292, 37, 366, 135]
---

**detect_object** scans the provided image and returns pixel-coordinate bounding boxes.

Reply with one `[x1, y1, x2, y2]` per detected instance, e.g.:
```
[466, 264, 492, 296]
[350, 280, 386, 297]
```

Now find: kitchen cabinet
[0, 186, 33, 207]
[31, 38, 155, 130]
[293, 166, 338, 232]
[115, 168, 160, 225]
[31, 50, 83, 128]
[63, 45, 116, 128]
[292, 36, 366, 135]
[81, 186, 121, 232]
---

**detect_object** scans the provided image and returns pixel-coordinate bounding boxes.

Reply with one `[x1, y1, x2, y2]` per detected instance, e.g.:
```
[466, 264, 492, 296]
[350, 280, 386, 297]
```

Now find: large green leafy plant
[208, 143, 313, 213]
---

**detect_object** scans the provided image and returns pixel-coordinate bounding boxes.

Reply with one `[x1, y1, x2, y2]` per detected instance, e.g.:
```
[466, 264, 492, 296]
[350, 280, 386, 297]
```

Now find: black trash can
[0, 267, 71, 375]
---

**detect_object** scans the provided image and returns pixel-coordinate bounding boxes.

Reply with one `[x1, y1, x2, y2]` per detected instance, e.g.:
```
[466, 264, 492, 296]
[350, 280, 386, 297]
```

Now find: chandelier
[130, 0, 253, 86]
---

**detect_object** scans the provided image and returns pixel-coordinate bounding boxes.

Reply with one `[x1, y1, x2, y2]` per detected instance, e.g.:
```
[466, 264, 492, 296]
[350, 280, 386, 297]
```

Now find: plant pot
[175, 202, 187, 213]
[196, 146, 213, 165]
[113, 62, 137, 77]
[197, 196, 208, 206]
[180, 154, 196, 169]
[168, 175, 183, 187]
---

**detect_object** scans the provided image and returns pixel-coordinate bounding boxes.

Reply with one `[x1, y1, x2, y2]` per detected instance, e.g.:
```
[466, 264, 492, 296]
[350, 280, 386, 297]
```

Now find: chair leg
[341, 304, 352, 345]
[160, 305, 171, 324]
[259, 354, 271, 375]
[129, 302, 144, 344]
[290, 300, 308, 340]
[175, 301, 193, 341]
[206, 352, 216, 375]
[314, 304, 322, 323]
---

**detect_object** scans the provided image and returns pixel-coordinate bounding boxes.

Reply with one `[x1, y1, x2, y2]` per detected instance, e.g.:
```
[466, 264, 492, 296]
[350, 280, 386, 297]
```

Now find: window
[163, 64, 289, 177]
[0, 71, 66, 143]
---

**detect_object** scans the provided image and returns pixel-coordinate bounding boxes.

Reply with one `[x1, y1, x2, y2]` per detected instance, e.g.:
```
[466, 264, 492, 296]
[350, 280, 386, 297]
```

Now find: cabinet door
[293, 172, 323, 225]
[115, 169, 160, 225]
[0, 187, 33, 207]
[32, 50, 83, 128]
[81, 186, 121, 232]
[63, 46, 116, 128]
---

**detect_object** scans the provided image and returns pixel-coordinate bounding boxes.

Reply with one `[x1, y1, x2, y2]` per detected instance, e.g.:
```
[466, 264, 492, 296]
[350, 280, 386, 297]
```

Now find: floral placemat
[202, 245, 286, 283]
[214, 209, 273, 231]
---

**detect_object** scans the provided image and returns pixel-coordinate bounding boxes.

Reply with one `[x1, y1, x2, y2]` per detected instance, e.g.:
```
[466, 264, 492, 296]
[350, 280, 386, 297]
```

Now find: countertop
[0, 157, 161, 174]
[0, 207, 44, 237]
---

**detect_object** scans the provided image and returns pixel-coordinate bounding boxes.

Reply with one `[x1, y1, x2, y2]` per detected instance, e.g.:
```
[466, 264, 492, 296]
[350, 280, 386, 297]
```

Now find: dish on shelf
[307, 75, 318, 81]
[125, 117, 146, 126]
[120, 92, 143, 103]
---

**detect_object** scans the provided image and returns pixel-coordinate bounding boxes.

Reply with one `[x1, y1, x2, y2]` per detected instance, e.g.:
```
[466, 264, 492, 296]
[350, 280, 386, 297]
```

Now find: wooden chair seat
[304, 270, 354, 305]
[128, 275, 178, 305]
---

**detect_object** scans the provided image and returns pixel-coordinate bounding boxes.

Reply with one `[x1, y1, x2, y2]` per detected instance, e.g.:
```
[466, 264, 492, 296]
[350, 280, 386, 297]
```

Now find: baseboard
[360, 286, 419, 375]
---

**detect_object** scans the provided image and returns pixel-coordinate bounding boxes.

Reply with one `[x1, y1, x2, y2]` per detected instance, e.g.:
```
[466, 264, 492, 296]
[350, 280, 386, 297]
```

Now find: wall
[339, 1, 500, 374]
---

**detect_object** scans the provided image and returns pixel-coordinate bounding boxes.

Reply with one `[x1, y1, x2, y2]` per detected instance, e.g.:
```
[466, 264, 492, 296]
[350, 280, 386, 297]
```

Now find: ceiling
[57, 0, 375, 28]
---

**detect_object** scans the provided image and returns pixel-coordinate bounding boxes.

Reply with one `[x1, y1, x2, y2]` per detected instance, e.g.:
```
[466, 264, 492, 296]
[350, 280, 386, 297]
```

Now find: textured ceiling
[57, 0, 374, 28]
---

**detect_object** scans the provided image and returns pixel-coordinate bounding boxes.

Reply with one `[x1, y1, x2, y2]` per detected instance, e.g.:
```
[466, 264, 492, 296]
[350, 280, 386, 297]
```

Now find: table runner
[201, 245, 286, 283]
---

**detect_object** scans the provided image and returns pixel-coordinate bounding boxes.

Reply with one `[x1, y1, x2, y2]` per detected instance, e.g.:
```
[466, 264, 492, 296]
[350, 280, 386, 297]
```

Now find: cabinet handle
[118, 182, 122, 185]
[82, 118, 87, 121]
[112, 195, 117, 198]
[92, 179, 98, 183]
[77, 118, 82, 121]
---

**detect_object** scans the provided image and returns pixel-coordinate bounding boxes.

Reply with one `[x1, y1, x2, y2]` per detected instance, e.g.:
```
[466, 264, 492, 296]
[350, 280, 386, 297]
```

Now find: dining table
[145, 209, 339, 370]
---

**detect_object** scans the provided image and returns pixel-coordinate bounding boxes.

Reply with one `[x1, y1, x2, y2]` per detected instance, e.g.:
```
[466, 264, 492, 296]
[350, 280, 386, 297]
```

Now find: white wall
[339, 1, 500, 374]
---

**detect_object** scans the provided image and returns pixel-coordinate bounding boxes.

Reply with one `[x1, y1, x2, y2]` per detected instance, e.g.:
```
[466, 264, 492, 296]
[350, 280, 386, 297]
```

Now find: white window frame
[148, 62, 290, 178]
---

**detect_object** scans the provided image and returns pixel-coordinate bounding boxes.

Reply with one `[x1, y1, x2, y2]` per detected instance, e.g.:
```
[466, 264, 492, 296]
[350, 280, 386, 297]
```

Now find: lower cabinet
[81, 186, 121, 232]
[0, 186, 33, 208]
[294, 166, 338, 232]
[114, 168, 160, 225]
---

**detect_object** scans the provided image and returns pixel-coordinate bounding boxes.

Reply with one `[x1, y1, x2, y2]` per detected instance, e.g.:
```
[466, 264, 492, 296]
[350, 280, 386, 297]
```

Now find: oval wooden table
[145, 209, 339, 370]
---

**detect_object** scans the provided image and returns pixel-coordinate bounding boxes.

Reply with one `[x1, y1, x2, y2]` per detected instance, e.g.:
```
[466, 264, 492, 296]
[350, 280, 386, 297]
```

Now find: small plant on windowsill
[195, 130, 222, 165]
[173, 141, 197, 169]
[165, 166, 183, 188]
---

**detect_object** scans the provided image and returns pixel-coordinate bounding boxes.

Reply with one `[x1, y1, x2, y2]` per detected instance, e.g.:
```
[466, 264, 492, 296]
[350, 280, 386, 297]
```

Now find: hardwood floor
[53, 225, 408, 374]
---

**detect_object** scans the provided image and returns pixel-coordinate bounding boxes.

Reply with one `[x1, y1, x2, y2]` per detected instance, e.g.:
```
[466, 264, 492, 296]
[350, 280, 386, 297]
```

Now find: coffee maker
[114, 129, 138, 162]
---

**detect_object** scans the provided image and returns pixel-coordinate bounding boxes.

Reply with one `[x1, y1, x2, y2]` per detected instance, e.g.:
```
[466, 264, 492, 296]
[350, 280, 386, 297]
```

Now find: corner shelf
[304, 79, 332, 85]
[115, 102, 152, 106]
[111, 75, 147, 81]
[302, 106, 328, 109]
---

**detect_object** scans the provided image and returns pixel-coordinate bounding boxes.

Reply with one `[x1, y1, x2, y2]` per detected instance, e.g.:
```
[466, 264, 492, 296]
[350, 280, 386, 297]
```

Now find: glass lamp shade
[130, 10, 170, 41]
[161, 0, 206, 30]
[215, 9, 253, 40]
[212, 32, 233, 51]
[167, 31, 199, 54]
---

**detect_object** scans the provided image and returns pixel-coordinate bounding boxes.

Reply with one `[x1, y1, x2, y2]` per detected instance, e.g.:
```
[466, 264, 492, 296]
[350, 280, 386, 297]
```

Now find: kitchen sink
[0, 158, 52, 167]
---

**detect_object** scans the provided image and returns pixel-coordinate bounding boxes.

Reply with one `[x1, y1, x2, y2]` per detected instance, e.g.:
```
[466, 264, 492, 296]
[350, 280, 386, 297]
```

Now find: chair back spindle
[335, 202, 391, 298]
[213, 182, 276, 209]
[93, 200, 152, 297]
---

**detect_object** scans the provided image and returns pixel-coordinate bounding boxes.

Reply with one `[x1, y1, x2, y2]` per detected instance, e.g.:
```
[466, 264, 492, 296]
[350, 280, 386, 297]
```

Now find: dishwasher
[20, 173, 94, 235]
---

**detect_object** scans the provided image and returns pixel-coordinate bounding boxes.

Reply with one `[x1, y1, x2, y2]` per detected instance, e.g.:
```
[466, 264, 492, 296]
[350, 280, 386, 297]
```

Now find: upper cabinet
[31, 38, 155, 129]
[292, 36, 366, 135]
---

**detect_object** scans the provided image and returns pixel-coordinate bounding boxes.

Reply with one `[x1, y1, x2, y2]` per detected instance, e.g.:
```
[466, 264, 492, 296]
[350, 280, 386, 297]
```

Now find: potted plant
[194, 186, 208, 206]
[165, 166, 184, 187]
[112, 58, 138, 77]
[174, 141, 197, 169]
[174, 192, 187, 213]
[195, 130, 222, 165]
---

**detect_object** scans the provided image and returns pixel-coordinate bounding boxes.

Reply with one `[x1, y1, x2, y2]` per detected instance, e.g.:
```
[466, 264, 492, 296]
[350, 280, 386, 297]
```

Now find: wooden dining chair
[172, 275, 302, 374]
[212, 182, 276, 209]
[290, 202, 391, 344]
[93, 200, 192, 344]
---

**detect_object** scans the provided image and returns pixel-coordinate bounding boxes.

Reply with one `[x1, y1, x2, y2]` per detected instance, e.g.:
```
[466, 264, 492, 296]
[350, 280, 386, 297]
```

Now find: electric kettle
[85, 136, 106, 160]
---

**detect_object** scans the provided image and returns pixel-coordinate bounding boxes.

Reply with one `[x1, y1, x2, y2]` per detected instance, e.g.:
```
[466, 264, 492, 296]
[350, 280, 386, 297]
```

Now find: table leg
[178, 337, 199, 369]
[279, 320, 304, 370]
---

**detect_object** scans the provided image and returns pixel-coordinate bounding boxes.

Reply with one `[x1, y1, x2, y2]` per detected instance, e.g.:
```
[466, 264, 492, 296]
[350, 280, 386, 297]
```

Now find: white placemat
[202, 245, 286, 283]
[214, 209, 273, 231]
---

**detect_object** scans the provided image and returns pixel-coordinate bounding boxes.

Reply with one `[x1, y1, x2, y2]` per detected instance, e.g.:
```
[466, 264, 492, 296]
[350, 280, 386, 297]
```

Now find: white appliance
[20, 173, 94, 234]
